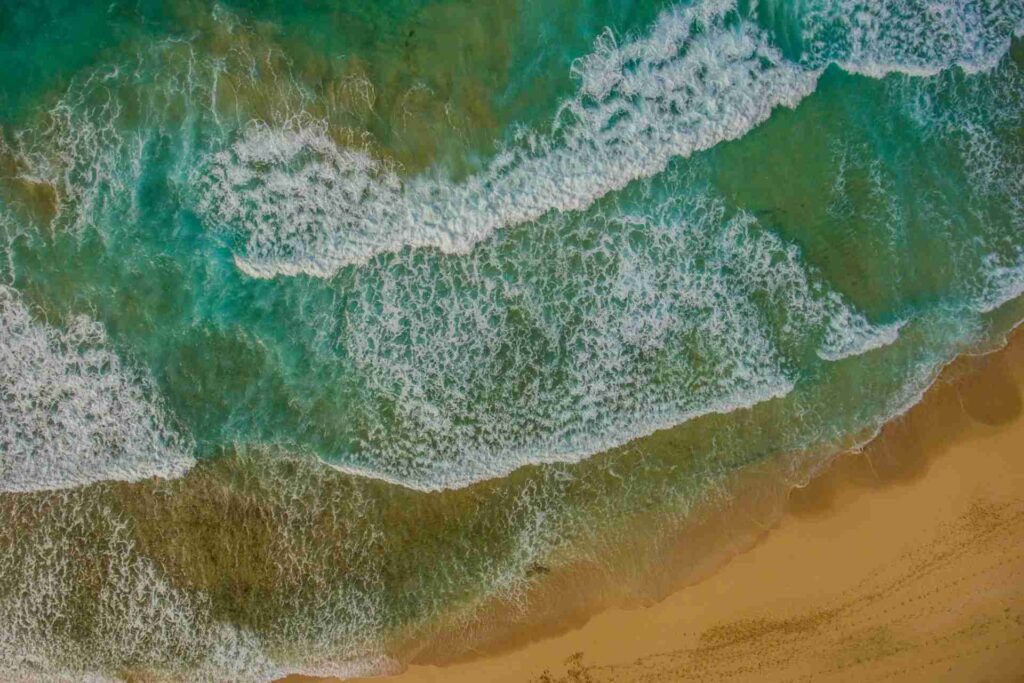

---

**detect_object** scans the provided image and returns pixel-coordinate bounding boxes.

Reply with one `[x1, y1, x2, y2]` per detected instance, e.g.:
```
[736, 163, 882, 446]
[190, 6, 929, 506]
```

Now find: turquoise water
[0, 0, 1023, 679]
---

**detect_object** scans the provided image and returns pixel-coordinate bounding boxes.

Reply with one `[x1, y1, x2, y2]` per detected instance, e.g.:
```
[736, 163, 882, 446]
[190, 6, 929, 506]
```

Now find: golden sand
[285, 331, 1024, 683]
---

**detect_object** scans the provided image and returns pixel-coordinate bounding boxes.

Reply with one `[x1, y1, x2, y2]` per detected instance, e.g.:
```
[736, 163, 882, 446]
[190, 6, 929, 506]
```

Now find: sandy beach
[283, 330, 1024, 683]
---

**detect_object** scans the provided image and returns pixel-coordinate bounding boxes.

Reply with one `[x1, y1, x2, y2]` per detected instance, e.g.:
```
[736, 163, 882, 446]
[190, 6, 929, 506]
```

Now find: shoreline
[284, 326, 1024, 683]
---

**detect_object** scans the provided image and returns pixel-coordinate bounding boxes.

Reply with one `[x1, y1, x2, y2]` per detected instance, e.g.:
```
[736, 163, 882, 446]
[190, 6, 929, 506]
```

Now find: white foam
[0, 494, 275, 682]
[194, 0, 820, 277]
[799, 0, 1024, 77]
[889, 53, 1024, 315]
[978, 253, 1024, 313]
[335, 193, 898, 491]
[0, 457, 402, 682]
[193, 0, 1024, 279]
[3, 0, 1019, 498]
[818, 309, 905, 361]
[0, 286, 195, 492]
[10, 65, 145, 236]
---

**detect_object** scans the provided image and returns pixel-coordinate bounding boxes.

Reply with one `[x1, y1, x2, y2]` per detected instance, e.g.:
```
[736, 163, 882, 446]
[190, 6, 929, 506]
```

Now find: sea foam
[192, 0, 1024, 279]
[194, 0, 819, 277]
[0, 286, 194, 492]
[3, 0, 1022, 496]
[335, 192, 898, 490]
[799, 0, 1024, 77]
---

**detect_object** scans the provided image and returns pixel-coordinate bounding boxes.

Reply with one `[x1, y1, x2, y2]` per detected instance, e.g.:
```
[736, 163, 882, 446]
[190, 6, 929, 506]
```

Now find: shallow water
[0, 0, 1022, 679]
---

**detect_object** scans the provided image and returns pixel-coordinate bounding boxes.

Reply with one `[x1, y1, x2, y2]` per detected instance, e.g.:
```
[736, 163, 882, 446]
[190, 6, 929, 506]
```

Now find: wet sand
[285, 329, 1024, 683]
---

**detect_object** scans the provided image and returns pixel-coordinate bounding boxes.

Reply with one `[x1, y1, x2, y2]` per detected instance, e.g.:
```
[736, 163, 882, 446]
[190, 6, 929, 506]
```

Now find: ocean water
[0, 0, 1022, 679]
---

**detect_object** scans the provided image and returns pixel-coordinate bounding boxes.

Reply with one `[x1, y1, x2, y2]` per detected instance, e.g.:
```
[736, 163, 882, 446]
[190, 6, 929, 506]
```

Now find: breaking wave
[0, 286, 194, 492]
[193, 0, 1024, 278]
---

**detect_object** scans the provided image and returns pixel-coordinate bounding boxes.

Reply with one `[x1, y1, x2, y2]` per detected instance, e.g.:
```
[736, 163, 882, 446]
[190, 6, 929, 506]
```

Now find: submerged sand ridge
[283, 329, 1024, 682]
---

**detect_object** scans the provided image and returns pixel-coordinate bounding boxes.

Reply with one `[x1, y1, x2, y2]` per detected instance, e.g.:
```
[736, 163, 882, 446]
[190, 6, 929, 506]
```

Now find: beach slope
[287, 333, 1024, 682]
